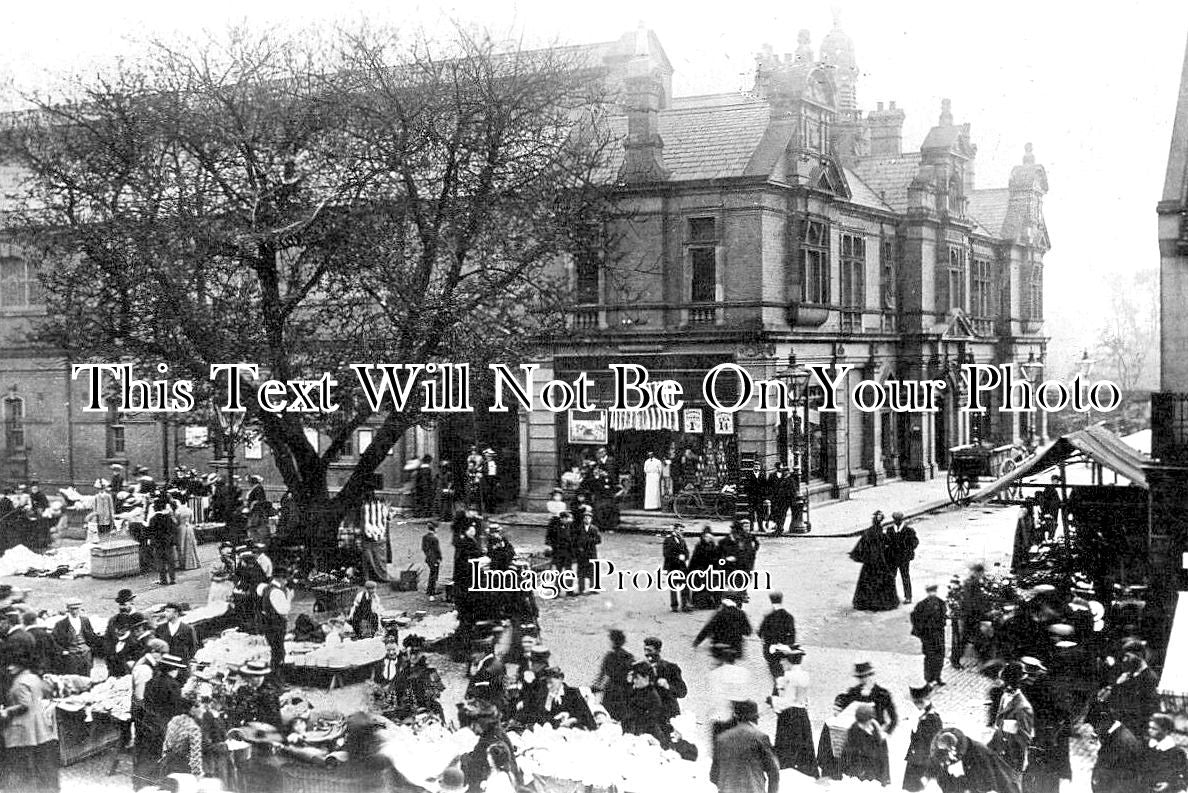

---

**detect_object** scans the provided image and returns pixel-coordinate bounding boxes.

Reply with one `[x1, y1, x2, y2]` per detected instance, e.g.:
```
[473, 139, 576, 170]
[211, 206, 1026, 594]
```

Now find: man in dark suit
[2, 608, 36, 666]
[694, 596, 753, 656]
[757, 591, 797, 683]
[662, 523, 691, 612]
[466, 638, 507, 715]
[104, 589, 140, 670]
[887, 511, 919, 603]
[51, 598, 102, 675]
[903, 685, 943, 792]
[910, 583, 947, 687]
[739, 462, 767, 530]
[643, 637, 687, 719]
[767, 463, 797, 535]
[422, 522, 442, 598]
[154, 602, 198, 662]
[1084, 703, 1144, 793]
[711, 700, 780, 793]
[834, 662, 898, 734]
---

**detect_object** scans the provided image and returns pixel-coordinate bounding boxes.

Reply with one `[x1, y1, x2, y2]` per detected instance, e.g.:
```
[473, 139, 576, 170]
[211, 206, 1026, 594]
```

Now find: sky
[2, 0, 1186, 382]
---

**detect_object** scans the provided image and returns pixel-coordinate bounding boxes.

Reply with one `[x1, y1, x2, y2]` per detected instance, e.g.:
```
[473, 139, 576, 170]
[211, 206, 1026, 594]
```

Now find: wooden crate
[58, 709, 122, 766]
[278, 761, 394, 793]
[91, 540, 142, 579]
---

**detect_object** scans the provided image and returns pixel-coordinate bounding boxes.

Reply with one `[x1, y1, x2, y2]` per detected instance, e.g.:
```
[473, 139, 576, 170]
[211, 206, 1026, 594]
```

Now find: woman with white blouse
[769, 644, 818, 777]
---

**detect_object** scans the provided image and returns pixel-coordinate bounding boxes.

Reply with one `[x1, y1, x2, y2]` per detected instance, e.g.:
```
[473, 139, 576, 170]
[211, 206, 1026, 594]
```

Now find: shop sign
[568, 409, 608, 444]
[683, 408, 703, 434]
[714, 410, 734, 435]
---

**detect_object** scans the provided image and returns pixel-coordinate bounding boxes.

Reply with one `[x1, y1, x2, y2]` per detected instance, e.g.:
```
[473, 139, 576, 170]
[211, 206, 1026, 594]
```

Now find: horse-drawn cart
[946, 443, 1027, 505]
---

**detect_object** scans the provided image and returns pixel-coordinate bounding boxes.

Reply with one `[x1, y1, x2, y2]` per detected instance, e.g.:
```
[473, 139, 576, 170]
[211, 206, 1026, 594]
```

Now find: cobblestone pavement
[12, 491, 1095, 791]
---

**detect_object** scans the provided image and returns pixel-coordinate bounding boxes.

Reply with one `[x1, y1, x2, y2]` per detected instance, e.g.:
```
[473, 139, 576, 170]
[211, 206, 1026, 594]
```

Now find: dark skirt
[853, 563, 899, 612]
[775, 706, 818, 777]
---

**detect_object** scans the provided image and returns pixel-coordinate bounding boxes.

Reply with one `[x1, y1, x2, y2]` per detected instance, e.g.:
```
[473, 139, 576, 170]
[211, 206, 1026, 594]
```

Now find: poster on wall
[683, 408, 703, 435]
[568, 410, 608, 445]
[183, 426, 209, 447]
[714, 410, 734, 435]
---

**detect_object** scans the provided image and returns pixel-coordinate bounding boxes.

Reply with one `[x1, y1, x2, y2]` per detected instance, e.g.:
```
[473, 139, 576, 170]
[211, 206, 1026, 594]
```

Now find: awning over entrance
[1160, 592, 1188, 707]
[975, 424, 1150, 499]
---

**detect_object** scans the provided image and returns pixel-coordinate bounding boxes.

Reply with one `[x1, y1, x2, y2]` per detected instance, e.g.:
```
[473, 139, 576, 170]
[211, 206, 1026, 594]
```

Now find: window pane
[576, 255, 599, 304]
[691, 247, 716, 302]
[689, 217, 716, 243]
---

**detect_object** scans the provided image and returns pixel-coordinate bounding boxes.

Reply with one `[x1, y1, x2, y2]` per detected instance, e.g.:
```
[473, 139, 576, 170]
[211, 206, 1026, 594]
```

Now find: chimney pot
[889, 101, 896, 109]
[877, 101, 884, 111]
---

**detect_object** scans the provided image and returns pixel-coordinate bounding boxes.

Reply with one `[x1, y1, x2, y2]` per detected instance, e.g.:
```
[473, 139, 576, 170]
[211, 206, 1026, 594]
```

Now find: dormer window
[946, 177, 964, 216]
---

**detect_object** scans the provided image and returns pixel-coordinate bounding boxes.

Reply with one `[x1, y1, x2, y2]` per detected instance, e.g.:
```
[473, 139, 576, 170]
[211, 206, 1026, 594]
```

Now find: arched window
[3, 395, 25, 451]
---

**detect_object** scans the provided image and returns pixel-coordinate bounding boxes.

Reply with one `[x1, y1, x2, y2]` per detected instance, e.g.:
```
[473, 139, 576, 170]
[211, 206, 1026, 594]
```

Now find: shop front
[553, 354, 742, 511]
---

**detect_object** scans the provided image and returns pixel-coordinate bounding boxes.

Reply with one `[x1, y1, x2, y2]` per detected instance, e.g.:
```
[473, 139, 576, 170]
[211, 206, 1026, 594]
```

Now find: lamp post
[212, 399, 246, 488]
[1077, 350, 1097, 430]
[1020, 352, 1045, 448]
[781, 353, 812, 534]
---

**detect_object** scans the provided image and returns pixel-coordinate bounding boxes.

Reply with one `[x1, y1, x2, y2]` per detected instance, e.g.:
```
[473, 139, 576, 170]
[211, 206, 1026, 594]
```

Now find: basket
[58, 709, 122, 766]
[278, 761, 395, 793]
[392, 570, 419, 592]
[311, 584, 359, 614]
[91, 540, 142, 579]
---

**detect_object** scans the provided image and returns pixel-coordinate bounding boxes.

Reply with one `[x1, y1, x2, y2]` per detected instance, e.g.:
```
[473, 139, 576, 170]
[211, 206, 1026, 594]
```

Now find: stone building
[0, 23, 1050, 511]
[521, 22, 1050, 509]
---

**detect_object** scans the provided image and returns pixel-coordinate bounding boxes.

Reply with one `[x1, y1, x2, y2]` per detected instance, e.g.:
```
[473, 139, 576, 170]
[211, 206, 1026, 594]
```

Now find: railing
[572, 309, 599, 330]
[839, 309, 862, 334]
[688, 305, 718, 324]
[970, 316, 995, 336]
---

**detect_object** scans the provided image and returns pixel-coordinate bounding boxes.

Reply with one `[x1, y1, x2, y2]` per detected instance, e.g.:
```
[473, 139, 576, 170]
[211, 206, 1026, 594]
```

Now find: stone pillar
[522, 360, 560, 511]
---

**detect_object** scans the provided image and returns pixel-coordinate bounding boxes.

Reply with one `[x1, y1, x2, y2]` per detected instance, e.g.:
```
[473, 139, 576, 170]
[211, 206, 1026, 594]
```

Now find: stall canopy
[1159, 592, 1188, 711]
[975, 424, 1149, 500]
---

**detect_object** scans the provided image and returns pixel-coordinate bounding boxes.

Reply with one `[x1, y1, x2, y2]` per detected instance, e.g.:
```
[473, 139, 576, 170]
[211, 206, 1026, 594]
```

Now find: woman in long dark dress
[592, 629, 634, 722]
[850, 512, 899, 612]
[770, 644, 818, 777]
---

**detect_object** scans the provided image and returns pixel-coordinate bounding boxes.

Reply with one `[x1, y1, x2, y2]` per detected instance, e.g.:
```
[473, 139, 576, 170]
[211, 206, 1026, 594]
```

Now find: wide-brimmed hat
[854, 661, 875, 677]
[909, 684, 932, 699]
[65, 598, 83, 608]
[439, 767, 467, 793]
[770, 643, 804, 660]
[115, 589, 136, 605]
[239, 660, 272, 677]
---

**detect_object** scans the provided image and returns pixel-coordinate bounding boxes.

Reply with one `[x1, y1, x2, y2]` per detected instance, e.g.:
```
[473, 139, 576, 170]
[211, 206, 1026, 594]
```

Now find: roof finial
[795, 29, 813, 64]
[939, 98, 953, 126]
[832, 5, 843, 28]
[1023, 142, 1035, 164]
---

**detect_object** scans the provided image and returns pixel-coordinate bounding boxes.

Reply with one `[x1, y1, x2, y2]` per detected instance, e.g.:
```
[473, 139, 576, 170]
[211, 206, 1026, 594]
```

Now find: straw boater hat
[854, 661, 875, 678]
[239, 660, 271, 677]
[160, 654, 187, 670]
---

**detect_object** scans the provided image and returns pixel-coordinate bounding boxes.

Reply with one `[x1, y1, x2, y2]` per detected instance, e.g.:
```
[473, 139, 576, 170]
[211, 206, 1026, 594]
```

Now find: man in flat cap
[51, 598, 101, 676]
[910, 583, 947, 688]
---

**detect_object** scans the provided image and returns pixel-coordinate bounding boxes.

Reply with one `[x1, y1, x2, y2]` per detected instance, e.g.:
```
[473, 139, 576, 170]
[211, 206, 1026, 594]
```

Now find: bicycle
[672, 486, 736, 521]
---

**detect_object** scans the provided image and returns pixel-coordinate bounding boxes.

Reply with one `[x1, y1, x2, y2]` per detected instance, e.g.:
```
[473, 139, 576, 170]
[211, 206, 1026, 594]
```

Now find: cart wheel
[673, 493, 698, 521]
[946, 469, 973, 506]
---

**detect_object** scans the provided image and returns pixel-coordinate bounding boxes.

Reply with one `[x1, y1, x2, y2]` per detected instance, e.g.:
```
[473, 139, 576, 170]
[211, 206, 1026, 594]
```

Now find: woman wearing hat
[930, 728, 1021, 793]
[769, 644, 817, 777]
[208, 543, 237, 607]
[136, 654, 188, 789]
[174, 493, 200, 571]
[838, 702, 891, 785]
[0, 650, 60, 793]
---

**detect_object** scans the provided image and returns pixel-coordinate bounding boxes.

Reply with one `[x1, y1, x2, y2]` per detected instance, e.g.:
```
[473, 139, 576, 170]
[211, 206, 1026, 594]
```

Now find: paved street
[3, 479, 1096, 791]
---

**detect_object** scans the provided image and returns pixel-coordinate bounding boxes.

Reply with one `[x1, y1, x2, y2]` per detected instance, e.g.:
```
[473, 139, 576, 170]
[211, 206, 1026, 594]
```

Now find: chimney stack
[866, 100, 905, 157]
[619, 62, 669, 184]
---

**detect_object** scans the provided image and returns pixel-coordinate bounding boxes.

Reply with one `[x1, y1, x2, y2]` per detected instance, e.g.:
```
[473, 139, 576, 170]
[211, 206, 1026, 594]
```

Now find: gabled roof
[844, 168, 893, 212]
[598, 100, 775, 182]
[1162, 33, 1188, 205]
[967, 188, 1010, 237]
[851, 154, 921, 212]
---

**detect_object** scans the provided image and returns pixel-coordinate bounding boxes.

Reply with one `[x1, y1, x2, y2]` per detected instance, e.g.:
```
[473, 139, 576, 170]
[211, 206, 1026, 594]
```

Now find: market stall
[50, 674, 132, 766]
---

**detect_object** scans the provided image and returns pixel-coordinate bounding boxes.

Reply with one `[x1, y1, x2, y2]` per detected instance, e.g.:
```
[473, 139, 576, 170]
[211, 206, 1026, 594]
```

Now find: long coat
[1091, 723, 1145, 793]
[932, 730, 1022, 793]
[988, 688, 1035, 775]
[840, 723, 891, 785]
[850, 526, 899, 611]
[711, 721, 780, 793]
[694, 605, 753, 655]
[155, 620, 199, 662]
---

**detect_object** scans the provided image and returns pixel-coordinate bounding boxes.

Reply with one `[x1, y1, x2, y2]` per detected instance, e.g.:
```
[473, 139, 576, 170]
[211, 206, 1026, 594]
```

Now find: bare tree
[1094, 269, 1159, 392]
[2, 24, 623, 543]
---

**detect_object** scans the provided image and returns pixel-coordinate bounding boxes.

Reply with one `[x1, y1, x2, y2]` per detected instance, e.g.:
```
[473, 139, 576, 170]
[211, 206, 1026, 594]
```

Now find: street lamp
[1021, 351, 1045, 382]
[782, 353, 812, 534]
[212, 398, 246, 488]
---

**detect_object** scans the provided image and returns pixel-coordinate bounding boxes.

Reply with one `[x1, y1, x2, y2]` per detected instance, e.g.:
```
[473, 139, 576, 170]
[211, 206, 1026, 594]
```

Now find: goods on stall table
[54, 674, 133, 722]
[393, 610, 458, 644]
[512, 725, 713, 793]
[194, 630, 271, 674]
[286, 637, 386, 669]
[376, 721, 479, 790]
[0, 543, 94, 577]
